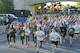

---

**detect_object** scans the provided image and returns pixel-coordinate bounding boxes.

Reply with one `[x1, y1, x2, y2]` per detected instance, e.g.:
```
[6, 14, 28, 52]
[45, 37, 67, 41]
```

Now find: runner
[78, 22, 80, 40]
[43, 24, 49, 44]
[5, 24, 11, 47]
[9, 25, 16, 47]
[73, 22, 80, 40]
[50, 28, 60, 53]
[68, 23, 75, 46]
[29, 22, 34, 41]
[19, 28, 25, 48]
[60, 23, 67, 45]
[24, 25, 31, 48]
[35, 27, 45, 53]
[32, 24, 37, 43]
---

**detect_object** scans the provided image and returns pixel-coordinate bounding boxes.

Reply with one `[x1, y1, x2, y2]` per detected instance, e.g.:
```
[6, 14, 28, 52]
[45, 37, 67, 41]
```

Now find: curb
[0, 33, 6, 35]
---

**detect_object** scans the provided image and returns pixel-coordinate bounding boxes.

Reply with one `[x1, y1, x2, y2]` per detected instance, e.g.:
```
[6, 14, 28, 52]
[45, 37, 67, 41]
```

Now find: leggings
[20, 36, 24, 45]
[7, 34, 10, 44]
[10, 35, 16, 43]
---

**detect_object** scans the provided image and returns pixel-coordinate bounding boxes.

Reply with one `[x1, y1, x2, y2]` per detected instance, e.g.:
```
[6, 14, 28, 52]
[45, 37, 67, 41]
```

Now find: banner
[18, 17, 27, 23]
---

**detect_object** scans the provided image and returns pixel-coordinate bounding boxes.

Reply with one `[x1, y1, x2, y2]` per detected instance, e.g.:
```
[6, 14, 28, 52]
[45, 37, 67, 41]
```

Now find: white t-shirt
[35, 30, 45, 41]
[50, 32, 60, 41]
[72, 25, 79, 33]
[36, 23, 41, 27]
[78, 24, 80, 32]
[23, 26, 26, 30]
[25, 28, 31, 35]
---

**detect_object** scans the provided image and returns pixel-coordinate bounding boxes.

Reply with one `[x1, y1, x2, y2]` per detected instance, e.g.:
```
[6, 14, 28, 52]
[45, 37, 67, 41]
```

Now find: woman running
[24, 26, 31, 48]
[50, 28, 60, 53]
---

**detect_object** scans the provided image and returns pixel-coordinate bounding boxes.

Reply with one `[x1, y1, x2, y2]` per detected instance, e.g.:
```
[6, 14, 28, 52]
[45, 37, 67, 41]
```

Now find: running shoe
[22, 45, 24, 48]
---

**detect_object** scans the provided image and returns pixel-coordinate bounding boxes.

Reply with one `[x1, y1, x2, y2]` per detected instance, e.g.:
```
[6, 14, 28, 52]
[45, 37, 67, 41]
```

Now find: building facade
[13, 0, 79, 15]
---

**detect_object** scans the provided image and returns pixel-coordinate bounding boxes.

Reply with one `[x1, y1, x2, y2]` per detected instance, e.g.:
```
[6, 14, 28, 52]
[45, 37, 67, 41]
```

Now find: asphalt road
[0, 34, 80, 53]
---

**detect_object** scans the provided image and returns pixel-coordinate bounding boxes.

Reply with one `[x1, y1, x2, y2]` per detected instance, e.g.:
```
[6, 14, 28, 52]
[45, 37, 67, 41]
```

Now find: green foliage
[0, 0, 6, 13]
[75, 2, 80, 8]
[34, 4, 41, 12]
[0, 0, 14, 14]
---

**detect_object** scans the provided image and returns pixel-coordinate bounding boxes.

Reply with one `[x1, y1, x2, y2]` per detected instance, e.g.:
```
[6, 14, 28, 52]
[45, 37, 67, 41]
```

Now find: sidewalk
[0, 25, 7, 34]
[0, 34, 6, 42]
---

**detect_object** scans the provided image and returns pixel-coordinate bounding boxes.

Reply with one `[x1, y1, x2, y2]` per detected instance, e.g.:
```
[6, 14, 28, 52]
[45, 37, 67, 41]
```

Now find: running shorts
[51, 41, 58, 46]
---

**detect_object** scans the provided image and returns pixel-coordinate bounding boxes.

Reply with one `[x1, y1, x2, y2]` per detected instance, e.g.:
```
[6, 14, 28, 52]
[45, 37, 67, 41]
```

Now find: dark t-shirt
[60, 27, 67, 32]
[19, 30, 25, 37]
[10, 28, 16, 36]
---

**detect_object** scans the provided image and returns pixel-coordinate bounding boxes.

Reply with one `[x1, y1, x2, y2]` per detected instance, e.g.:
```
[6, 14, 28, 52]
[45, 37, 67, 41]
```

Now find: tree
[0, 0, 6, 14]
[34, 4, 41, 12]
[75, 2, 80, 8]
[34, 3, 47, 13]
[1, 0, 14, 13]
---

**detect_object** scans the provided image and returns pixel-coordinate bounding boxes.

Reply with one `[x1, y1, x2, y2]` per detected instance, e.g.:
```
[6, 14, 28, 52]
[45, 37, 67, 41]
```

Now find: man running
[68, 23, 75, 46]
[35, 27, 45, 53]
[9, 25, 16, 47]
[60, 23, 67, 45]
[5, 24, 10, 47]
[19, 28, 25, 48]
[73, 22, 80, 40]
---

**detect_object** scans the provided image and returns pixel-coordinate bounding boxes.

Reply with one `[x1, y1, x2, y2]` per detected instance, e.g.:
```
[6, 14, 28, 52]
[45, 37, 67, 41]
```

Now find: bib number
[51, 36, 54, 40]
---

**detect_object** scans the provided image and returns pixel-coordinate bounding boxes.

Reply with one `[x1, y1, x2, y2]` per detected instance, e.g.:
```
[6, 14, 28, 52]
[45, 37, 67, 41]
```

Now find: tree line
[0, 0, 14, 14]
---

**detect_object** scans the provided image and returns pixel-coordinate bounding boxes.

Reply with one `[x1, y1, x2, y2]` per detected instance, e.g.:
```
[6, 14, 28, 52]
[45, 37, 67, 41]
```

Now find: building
[13, 0, 80, 15]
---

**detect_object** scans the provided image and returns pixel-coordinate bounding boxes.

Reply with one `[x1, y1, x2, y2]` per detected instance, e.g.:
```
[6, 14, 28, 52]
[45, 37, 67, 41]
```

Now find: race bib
[37, 34, 40, 38]
[30, 25, 33, 27]
[66, 22, 68, 25]
[51, 36, 54, 40]
[26, 31, 28, 34]
[76, 29, 79, 32]
[6, 29, 9, 34]
[76, 29, 79, 31]
[69, 29, 73, 32]
[20, 32, 24, 36]
[33, 31, 35, 34]
[7, 29, 12, 34]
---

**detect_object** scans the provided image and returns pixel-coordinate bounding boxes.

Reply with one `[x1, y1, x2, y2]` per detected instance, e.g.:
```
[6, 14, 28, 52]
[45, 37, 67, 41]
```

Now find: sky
[61, 1, 76, 6]
[46, 1, 76, 6]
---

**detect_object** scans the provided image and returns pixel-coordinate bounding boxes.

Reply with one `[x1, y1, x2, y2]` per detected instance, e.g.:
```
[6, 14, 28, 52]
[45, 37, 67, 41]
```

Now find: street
[0, 34, 80, 53]
[0, 0, 80, 53]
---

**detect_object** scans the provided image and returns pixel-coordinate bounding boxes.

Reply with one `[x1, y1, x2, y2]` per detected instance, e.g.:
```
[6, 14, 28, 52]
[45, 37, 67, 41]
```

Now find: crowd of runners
[5, 14, 80, 53]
